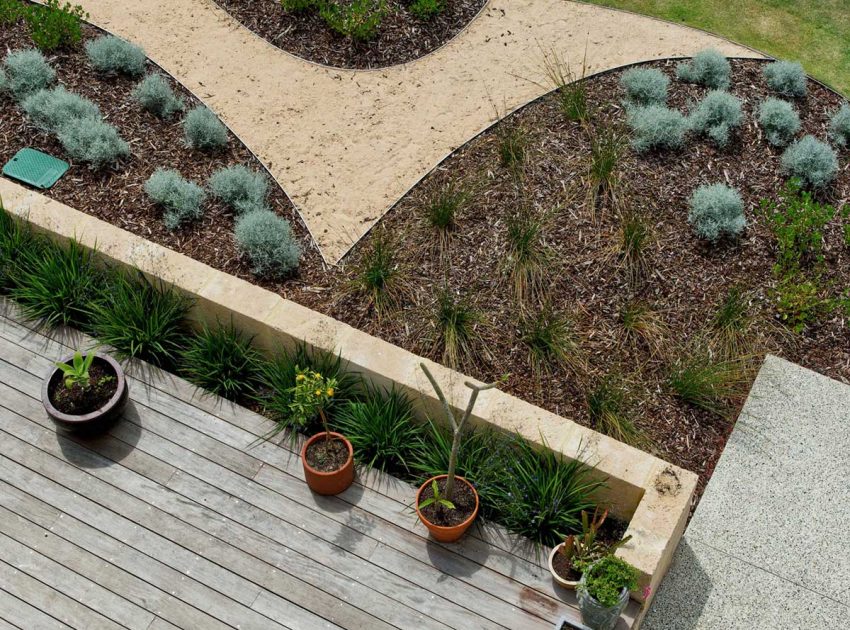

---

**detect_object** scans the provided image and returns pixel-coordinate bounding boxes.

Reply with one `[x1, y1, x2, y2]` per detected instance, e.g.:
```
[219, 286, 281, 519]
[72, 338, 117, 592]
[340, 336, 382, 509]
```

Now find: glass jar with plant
[291, 366, 354, 495]
[42, 348, 129, 433]
[415, 363, 497, 543]
[577, 556, 639, 630]
[548, 508, 633, 589]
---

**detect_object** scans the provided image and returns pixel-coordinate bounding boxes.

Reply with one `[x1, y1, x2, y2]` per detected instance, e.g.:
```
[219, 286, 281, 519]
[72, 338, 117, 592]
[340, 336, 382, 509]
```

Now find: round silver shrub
[0, 68, 7, 94]
[762, 60, 807, 98]
[57, 118, 129, 170]
[85, 35, 146, 77]
[829, 104, 850, 148]
[234, 209, 301, 278]
[144, 169, 207, 230]
[22, 86, 101, 133]
[627, 105, 687, 153]
[183, 106, 228, 151]
[132, 74, 184, 119]
[3, 48, 56, 100]
[780, 135, 838, 189]
[688, 90, 743, 147]
[757, 98, 800, 147]
[209, 165, 269, 215]
[688, 184, 746, 242]
[620, 68, 669, 106]
[676, 49, 730, 89]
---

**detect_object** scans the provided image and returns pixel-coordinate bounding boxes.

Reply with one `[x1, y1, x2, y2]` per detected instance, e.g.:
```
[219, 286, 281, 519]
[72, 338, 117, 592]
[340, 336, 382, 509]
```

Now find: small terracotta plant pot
[415, 475, 479, 543]
[42, 353, 129, 434]
[301, 431, 355, 496]
[548, 543, 581, 590]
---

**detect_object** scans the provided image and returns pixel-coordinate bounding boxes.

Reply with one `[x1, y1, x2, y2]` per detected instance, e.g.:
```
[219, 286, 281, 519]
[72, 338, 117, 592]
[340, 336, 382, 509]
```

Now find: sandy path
[72, 0, 760, 263]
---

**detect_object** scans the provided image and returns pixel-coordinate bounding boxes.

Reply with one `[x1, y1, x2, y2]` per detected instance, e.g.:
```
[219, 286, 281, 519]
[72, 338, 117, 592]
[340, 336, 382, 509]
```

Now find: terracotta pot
[548, 543, 581, 590]
[415, 475, 479, 543]
[301, 431, 355, 496]
[42, 353, 129, 434]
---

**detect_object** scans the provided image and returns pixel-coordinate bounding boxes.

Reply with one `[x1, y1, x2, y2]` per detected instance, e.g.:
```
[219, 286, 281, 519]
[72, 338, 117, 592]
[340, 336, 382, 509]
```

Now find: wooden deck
[0, 299, 638, 630]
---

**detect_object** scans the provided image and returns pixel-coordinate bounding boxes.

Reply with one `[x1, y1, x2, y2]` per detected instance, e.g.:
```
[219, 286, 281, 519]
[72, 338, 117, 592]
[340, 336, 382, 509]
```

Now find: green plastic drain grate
[2, 148, 69, 190]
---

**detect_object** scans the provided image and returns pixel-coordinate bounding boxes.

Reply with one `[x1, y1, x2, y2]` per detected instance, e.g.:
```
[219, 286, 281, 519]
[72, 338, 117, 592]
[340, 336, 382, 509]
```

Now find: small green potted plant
[576, 556, 639, 630]
[290, 367, 355, 496]
[548, 508, 632, 589]
[415, 363, 497, 543]
[42, 348, 129, 433]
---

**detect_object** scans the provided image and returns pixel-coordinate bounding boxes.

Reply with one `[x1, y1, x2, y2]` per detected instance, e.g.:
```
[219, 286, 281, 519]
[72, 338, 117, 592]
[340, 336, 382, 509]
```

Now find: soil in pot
[48, 361, 118, 416]
[418, 477, 477, 527]
[304, 435, 350, 472]
[551, 551, 582, 583]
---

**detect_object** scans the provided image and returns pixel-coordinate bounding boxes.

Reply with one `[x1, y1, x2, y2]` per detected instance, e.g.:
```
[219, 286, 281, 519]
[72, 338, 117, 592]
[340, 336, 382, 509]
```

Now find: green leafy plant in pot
[42, 348, 129, 433]
[577, 556, 639, 630]
[548, 508, 632, 589]
[415, 363, 496, 543]
[290, 367, 355, 496]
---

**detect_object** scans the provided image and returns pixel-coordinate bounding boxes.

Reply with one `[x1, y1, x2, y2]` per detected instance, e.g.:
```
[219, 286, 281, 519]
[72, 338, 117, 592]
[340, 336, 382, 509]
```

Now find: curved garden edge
[0, 176, 696, 606]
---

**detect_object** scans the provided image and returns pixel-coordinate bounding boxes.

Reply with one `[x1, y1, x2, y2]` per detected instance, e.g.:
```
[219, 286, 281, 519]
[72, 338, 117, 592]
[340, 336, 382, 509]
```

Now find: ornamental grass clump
[210, 165, 269, 215]
[676, 49, 730, 89]
[757, 98, 800, 147]
[179, 322, 262, 400]
[132, 73, 184, 119]
[183, 106, 228, 151]
[234, 209, 301, 278]
[3, 48, 55, 100]
[688, 91, 743, 147]
[144, 168, 207, 230]
[620, 67, 669, 107]
[57, 117, 129, 169]
[21, 86, 101, 133]
[763, 60, 807, 98]
[829, 104, 850, 148]
[688, 183, 746, 242]
[626, 105, 687, 153]
[433, 288, 482, 369]
[781, 135, 838, 189]
[586, 376, 645, 447]
[85, 35, 146, 77]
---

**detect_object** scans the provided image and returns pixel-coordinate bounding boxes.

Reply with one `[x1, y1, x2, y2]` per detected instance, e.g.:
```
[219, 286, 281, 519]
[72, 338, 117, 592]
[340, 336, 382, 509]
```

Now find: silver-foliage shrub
[676, 49, 730, 89]
[762, 60, 806, 98]
[183, 106, 228, 151]
[21, 86, 101, 133]
[688, 184, 746, 241]
[57, 117, 129, 169]
[627, 105, 687, 152]
[0, 68, 7, 94]
[209, 165, 269, 214]
[757, 98, 800, 147]
[780, 135, 838, 189]
[829, 104, 850, 148]
[85, 35, 146, 77]
[234, 209, 301, 278]
[132, 73, 184, 119]
[144, 169, 207, 230]
[3, 48, 55, 100]
[688, 90, 743, 147]
[620, 67, 669, 106]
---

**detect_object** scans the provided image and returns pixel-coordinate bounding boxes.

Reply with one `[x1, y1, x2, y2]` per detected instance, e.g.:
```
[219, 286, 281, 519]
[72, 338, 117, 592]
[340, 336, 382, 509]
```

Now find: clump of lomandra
[676, 49, 730, 89]
[757, 98, 800, 147]
[688, 183, 746, 242]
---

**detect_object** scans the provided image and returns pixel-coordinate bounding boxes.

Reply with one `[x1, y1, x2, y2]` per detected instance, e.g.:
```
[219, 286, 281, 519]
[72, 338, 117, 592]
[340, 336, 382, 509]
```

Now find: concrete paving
[644, 354, 850, 629]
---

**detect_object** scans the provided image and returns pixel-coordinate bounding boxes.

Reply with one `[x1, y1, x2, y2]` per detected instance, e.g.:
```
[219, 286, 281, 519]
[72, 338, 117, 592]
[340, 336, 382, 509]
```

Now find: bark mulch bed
[3, 18, 849, 504]
[212, 0, 488, 69]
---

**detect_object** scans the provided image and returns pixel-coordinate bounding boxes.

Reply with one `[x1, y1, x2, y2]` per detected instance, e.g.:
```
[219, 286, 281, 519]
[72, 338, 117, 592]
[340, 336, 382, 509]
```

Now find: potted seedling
[416, 363, 497, 543]
[549, 508, 633, 589]
[42, 349, 129, 433]
[577, 556, 639, 630]
[291, 367, 354, 496]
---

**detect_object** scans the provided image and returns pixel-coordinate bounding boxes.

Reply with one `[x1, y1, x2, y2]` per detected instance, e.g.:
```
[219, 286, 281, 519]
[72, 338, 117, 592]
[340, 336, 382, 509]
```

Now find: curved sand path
[76, 0, 761, 263]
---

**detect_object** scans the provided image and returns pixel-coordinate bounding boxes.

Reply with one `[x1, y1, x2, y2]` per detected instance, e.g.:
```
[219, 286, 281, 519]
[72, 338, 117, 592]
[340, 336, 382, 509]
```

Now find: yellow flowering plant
[288, 366, 337, 440]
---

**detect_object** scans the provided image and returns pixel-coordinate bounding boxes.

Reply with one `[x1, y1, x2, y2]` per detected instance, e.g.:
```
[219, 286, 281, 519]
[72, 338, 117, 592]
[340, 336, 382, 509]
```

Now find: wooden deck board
[0, 299, 622, 629]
